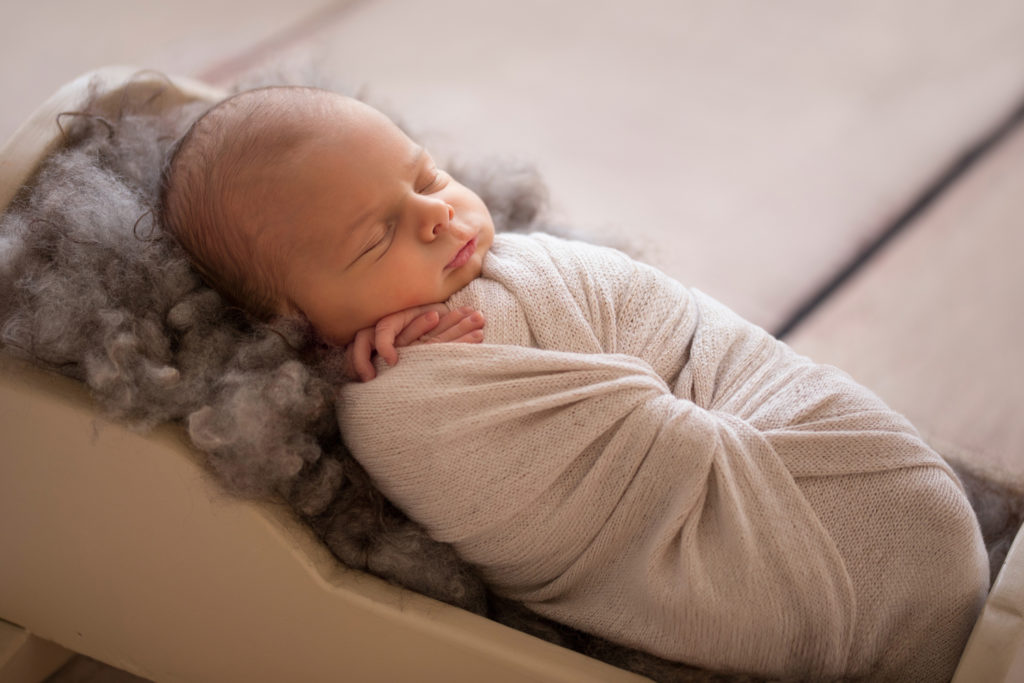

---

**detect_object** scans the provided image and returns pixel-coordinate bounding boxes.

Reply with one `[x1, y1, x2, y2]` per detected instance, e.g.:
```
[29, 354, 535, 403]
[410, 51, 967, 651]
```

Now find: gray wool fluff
[2, 72, 1020, 683]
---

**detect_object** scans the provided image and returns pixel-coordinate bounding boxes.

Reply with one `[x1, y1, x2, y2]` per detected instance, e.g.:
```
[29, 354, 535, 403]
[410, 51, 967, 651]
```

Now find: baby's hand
[345, 304, 485, 381]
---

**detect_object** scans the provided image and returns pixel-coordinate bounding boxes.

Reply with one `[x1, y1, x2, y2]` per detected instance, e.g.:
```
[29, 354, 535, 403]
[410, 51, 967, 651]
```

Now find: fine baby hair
[160, 86, 343, 321]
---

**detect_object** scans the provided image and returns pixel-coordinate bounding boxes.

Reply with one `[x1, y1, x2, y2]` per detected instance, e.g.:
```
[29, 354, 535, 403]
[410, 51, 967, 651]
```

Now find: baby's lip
[445, 236, 478, 270]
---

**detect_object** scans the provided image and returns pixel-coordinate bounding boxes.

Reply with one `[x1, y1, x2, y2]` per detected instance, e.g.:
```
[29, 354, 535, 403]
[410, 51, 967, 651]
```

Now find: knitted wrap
[339, 233, 988, 680]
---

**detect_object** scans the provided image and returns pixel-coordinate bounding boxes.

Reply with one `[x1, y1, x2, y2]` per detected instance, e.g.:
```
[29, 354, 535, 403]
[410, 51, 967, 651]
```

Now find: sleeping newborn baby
[160, 86, 989, 681]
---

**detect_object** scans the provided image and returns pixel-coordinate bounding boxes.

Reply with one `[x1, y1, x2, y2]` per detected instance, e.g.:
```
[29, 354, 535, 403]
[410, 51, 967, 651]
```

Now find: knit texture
[338, 233, 988, 680]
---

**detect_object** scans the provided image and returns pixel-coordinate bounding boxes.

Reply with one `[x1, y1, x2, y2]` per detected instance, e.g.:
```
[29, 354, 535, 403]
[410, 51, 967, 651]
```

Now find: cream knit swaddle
[339, 233, 987, 680]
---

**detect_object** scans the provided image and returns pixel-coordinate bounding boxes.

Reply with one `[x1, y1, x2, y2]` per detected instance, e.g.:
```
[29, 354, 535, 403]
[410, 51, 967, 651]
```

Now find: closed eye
[418, 168, 450, 194]
[356, 222, 394, 262]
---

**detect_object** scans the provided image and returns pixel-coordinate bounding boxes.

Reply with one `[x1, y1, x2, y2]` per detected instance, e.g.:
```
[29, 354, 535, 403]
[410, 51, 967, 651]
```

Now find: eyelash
[373, 223, 395, 252]
[357, 222, 393, 261]
[419, 169, 448, 194]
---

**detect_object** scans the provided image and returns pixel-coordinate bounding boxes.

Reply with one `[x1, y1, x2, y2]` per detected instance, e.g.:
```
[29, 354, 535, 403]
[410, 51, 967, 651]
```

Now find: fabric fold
[338, 233, 987, 679]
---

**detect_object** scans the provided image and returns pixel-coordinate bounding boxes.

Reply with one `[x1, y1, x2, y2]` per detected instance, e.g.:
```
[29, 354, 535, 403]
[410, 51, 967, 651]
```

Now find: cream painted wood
[0, 620, 74, 683]
[953, 526, 1024, 682]
[0, 354, 646, 683]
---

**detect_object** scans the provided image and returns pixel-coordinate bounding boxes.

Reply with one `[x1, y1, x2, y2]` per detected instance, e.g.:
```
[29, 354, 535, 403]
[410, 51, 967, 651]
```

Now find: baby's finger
[430, 307, 483, 338]
[428, 310, 486, 343]
[373, 324, 400, 368]
[426, 307, 465, 337]
[348, 328, 377, 381]
[394, 310, 440, 347]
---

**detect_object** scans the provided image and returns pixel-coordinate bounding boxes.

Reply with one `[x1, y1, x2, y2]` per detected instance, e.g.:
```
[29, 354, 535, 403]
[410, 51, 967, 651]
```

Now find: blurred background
[3, 1, 1024, 677]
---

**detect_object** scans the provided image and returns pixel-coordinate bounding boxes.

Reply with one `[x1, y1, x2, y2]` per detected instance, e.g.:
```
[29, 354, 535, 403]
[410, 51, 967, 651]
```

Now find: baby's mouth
[445, 236, 478, 270]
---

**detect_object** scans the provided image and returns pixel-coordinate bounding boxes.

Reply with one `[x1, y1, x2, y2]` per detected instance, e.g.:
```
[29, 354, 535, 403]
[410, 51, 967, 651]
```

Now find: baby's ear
[448, 157, 548, 233]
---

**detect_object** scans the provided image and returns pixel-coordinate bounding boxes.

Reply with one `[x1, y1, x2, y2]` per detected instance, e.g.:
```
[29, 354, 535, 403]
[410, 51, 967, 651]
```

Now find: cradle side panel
[952, 527, 1024, 682]
[0, 352, 647, 683]
[0, 620, 74, 683]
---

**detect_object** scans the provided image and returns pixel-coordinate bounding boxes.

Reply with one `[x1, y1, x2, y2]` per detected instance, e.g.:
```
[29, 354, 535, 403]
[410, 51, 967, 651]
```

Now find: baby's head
[160, 86, 494, 344]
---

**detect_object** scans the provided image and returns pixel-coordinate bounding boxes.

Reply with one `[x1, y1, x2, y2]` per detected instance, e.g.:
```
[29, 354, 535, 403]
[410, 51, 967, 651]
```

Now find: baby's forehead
[207, 88, 418, 202]
[205, 87, 354, 133]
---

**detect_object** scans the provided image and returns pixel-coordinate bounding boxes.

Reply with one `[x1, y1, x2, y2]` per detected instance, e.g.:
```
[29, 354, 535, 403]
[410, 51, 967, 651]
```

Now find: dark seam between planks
[775, 90, 1024, 340]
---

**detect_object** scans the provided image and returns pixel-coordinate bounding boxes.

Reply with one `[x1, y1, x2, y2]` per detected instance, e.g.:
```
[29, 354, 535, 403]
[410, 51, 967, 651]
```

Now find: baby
[161, 85, 492, 380]
[161, 86, 989, 681]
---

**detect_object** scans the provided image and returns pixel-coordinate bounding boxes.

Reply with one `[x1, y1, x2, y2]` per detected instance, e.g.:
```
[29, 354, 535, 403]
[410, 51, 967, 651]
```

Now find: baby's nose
[419, 199, 455, 240]
[433, 205, 455, 234]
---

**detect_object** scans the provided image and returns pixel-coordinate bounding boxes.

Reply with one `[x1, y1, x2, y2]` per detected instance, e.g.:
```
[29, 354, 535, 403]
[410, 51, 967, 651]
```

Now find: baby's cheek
[390, 287, 445, 314]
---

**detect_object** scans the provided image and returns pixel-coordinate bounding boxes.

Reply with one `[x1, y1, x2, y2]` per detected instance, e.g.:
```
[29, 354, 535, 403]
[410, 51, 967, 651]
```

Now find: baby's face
[272, 94, 495, 345]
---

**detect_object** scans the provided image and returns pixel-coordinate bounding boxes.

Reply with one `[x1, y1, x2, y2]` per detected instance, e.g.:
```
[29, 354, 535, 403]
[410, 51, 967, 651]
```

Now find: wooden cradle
[0, 68, 1020, 683]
